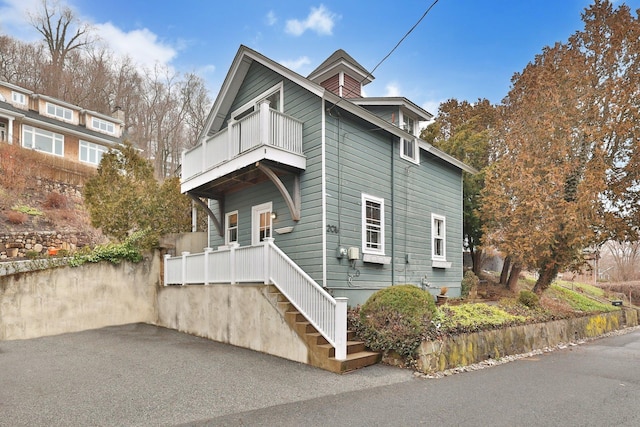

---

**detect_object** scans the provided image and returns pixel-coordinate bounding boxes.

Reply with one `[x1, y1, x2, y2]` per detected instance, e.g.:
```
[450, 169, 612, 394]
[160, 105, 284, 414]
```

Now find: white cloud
[0, 0, 52, 42]
[385, 82, 401, 97]
[266, 11, 277, 26]
[285, 5, 338, 36]
[280, 56, 311, 72]
[94, 22, 177, 69]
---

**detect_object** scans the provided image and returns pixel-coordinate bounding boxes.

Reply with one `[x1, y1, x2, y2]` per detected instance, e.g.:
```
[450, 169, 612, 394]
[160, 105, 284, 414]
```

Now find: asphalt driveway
[0, 323, 414, 426]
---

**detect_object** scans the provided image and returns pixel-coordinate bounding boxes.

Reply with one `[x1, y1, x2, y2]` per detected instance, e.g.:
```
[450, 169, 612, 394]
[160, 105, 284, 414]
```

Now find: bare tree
[28, 0, 93, 96]
[604, 240, 640, 282]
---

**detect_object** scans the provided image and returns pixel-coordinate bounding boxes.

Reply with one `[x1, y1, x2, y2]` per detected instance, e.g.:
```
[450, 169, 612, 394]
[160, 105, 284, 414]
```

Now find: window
[403, 116, 415, 135]
[431, 214, 446, 260]
[91, 117, 115, 134]
[11, 91, 26, 105]
[225, 211, 239, 245]
[79, 141, 107, 165]
[251, 202, 273, 245]
[0, 123, 6, 141]
[401, 137, 418, 163]
[46, 102, 73, 121]
[362, 194, 385, 254]
[231, 82, 283, 121]
[400, 114, 418, 163]
[22, 125, 64, 156]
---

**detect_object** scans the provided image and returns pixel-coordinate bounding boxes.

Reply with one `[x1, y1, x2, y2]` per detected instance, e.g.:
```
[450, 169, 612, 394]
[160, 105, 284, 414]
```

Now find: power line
[329, 0, 440, 111]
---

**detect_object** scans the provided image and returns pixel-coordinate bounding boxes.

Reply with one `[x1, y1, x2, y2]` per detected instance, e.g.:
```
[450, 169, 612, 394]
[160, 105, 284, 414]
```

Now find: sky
[1, 0, 639, 116]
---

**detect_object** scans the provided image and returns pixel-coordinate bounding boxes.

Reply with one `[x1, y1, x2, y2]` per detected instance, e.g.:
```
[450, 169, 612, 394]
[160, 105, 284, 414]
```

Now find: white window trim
[400, 137, 419, 164]
[361, 193, 385, 255]
[399, 110, 419, 164]
[231, 81, 284, 121]
[45, 102, 73, 122]
[225, 210, 239, 245]
[251, 202, 273, 245]
[11, 91, 26, 105]
[431, 213, 447, 262]
[91, 117, 115, 135]
[79, 140, 107, 165]
[22, 125, 64, 157]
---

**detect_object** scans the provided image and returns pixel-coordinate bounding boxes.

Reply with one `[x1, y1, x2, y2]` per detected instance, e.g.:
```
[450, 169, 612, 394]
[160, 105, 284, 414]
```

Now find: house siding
[209, 62, 326, 284]
[324, 112, 464, 305]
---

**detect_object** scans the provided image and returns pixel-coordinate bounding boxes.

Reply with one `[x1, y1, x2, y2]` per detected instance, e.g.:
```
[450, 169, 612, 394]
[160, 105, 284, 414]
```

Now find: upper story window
[403, 116, 415, 135]
[431, 214, 446, 261]
[401, 137, 418, 164]
[400, 114, 419, 163]
[225, 211, 239, 245]
[79, 140, 107, 165]
[46, 102, 73, 122]
[91, 117, 116, 135]
[362, 193, 385, 254]
[22, 125, 64, 156]
[231, 82, 283, 122]
[11, 91, 26, 105]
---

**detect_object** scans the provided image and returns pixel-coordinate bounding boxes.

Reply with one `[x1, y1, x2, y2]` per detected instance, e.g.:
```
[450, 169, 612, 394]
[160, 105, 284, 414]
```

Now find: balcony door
[251, 202, 273, 245]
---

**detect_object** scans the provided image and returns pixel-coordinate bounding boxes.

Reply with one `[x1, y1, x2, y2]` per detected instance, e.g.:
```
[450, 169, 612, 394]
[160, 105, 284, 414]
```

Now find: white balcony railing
[163, 239, 347, 360]
[182, 100, 304, 182]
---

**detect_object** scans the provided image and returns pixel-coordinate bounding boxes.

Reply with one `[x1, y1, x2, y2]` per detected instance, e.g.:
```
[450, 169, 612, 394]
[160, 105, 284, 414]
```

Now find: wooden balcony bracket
[187, 193, 224, 237]
[256, 162, 301, 221]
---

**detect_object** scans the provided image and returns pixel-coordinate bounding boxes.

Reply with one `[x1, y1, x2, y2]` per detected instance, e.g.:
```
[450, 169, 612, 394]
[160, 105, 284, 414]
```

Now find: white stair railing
[163, 239, 347, 360]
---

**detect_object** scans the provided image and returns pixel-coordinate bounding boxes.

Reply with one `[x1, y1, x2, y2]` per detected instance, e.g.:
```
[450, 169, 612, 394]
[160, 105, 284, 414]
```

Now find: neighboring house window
[431, 214, 446, 260]
[22, 125, 64, 156]
[46, 102, 73, 121]
[225, 211, 239, 245]
[11, 91, 26, 105]
[91, 117, 115, 135]
[79, 140, 107, 165]
[362, 193, 385, 254]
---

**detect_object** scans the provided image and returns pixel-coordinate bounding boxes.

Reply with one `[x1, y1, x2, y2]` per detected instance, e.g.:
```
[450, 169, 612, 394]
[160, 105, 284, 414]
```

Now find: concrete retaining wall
[414, 309, 639, 373]
[0, 254, 159, 340]
[156, 284, 309, 364]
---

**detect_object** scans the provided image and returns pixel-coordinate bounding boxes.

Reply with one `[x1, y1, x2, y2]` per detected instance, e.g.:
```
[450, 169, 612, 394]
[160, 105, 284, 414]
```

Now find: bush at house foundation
[356, 285, 436, 359]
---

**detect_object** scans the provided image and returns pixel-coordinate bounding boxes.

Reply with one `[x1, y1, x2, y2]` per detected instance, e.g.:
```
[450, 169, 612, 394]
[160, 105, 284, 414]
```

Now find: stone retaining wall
[0, 231, 94, 259]
[410, 309, 639, 373]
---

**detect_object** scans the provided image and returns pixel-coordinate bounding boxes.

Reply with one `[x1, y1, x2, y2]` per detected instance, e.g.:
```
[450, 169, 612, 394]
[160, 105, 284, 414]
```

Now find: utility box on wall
[347, 247, 360, 260]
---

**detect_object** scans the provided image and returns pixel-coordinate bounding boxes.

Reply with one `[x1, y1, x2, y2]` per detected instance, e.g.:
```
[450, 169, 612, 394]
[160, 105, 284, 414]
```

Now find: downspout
[391, 136, 395, 286]
[321, 98, 327, 288]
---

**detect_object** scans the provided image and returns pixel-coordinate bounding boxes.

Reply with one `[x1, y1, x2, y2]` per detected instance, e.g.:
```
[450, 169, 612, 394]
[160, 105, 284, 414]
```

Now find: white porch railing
[163, 239, 347, 360]
[181, 100, 304, 181]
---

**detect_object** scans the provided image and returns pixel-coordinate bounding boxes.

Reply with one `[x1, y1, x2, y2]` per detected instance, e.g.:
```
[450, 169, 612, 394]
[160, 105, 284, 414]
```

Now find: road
[1, 323, 638, 426]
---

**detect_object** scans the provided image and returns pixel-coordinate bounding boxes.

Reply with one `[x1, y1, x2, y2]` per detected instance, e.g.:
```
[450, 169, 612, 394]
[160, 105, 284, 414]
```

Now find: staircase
[266, 285, 381, 373]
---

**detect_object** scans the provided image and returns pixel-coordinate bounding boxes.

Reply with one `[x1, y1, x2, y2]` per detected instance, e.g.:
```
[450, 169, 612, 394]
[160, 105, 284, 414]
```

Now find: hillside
[0, 143, 104, 257]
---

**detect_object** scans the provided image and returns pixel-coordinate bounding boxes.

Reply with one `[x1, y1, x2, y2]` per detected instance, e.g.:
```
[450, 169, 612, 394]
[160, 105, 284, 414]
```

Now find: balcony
[181, 100, 305, 198]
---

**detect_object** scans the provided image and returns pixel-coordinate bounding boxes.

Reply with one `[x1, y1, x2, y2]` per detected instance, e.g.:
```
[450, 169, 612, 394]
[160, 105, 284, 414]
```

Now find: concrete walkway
[0, 323, 414, 426]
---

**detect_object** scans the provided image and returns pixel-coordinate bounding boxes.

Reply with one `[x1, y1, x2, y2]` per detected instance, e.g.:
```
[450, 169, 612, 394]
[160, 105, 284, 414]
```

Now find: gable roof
[199, 45, 476, 174]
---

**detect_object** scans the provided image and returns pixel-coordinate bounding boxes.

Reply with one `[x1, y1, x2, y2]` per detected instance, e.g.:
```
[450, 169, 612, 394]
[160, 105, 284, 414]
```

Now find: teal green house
[176, 45, 474, 306]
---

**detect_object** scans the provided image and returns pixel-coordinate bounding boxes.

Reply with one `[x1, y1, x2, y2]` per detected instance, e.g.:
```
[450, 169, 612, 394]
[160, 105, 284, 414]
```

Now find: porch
[181, 101, 306, 198]
[164, 239, 368, 370]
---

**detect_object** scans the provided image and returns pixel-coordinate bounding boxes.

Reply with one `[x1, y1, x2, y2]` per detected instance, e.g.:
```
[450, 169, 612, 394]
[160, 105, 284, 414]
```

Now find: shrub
[6, 210, 28, 224]
[358, 285, 436, 359]
[518, 290, 539, 308]
[439, 303, 528, 334]
[25, 250, 41, 259]
[43, 192, 68, 209]
[461, 270, 479, 298]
